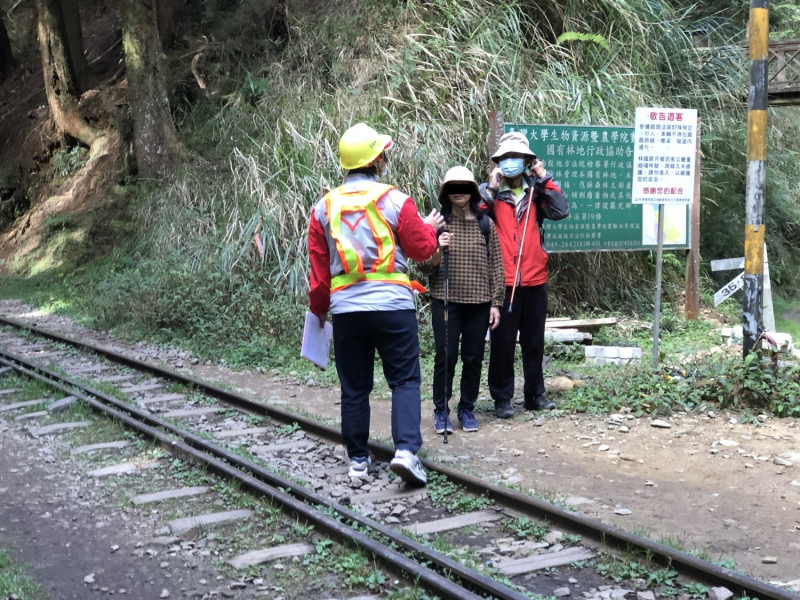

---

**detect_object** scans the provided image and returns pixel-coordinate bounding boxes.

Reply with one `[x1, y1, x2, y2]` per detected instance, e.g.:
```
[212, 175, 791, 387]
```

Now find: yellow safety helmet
[338, 123, 393, 170]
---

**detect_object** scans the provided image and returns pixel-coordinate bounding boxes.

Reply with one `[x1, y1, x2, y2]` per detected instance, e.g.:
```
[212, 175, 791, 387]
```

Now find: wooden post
[653, 204, 665, 369]
[488, 111, 504, 172]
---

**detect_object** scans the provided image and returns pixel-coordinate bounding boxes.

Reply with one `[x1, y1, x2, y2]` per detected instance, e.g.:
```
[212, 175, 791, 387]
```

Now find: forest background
[0, 0, 800, 384]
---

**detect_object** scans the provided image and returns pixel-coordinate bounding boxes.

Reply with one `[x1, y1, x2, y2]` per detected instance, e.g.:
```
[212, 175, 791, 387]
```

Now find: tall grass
[85, 0, 798, 358]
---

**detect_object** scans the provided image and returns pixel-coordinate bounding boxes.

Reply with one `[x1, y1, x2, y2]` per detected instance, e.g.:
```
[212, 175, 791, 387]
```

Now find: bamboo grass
[122, 0, 800, 340]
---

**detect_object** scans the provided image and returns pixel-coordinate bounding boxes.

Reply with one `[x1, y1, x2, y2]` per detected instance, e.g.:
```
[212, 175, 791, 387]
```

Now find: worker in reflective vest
[308, 122, 444, 486]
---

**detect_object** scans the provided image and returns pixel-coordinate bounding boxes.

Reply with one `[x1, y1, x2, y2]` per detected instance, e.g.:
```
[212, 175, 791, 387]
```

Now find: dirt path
[2, 298, 800, 591]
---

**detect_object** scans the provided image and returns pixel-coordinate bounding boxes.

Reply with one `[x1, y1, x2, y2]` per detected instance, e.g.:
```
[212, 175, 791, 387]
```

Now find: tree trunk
[37, 0, 99, 145]
[60, 0, 88, 88]
[0, 16, 13, 80]
[122, 0, 180, 178]
[157, 0, 185, 49]
[205, 0, 217, 23]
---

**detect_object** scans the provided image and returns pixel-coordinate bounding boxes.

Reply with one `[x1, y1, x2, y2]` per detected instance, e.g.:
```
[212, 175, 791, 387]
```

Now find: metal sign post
[632, 107, 699, 370]
[686, 121, 702, 319]
[743, 0, 769, 356]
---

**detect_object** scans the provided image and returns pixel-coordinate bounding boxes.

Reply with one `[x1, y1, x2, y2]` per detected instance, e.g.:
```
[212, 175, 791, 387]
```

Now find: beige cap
[438, 166, 480, 206]
[491, 131, 536, 163]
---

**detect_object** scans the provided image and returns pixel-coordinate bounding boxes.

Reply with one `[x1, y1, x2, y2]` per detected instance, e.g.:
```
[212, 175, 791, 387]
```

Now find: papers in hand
[301, 311, 332, 370]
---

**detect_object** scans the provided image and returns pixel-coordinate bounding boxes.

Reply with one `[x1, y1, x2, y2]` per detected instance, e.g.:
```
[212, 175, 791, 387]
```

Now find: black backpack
[477, 211, 491, 259]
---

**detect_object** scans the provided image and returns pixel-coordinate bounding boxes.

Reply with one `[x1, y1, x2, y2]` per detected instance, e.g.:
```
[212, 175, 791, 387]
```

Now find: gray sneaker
[389, 449, 427, 486]
[348, 456, 371, 478]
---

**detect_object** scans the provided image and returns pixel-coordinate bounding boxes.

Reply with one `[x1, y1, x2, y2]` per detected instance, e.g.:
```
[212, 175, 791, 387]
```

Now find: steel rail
[0, 349, 528, 600]
[1, 316, 797, 600]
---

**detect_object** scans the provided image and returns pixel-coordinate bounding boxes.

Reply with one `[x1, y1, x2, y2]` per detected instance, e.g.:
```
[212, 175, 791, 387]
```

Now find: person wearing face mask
[308, 122, 445, 486]
[478, 132, 569, 419]
[419, 166, 504, 435]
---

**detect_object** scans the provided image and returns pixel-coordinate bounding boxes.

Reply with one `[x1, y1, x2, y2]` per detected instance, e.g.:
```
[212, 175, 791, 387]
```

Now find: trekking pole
[507, 185, 535, 313]
[442, 242, 449, 445]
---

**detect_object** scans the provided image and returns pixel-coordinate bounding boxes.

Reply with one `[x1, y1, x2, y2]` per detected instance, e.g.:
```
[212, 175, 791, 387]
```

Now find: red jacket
[479, 174, 569, 287]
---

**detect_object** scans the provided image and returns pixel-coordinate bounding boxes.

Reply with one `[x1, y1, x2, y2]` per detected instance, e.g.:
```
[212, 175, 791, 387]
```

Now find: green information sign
[505, 123, 690, 253]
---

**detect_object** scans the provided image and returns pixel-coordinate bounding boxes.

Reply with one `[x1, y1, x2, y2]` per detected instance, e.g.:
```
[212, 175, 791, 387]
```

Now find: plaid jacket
[419, 212, 504, 307]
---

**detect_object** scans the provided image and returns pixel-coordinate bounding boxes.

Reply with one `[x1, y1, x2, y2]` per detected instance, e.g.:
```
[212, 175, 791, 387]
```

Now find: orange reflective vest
[324, 183, 412, 293]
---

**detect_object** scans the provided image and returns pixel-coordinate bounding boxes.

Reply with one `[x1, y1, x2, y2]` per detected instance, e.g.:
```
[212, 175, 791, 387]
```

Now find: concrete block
[618, 347, 634, 360]
[585, 346, 642, 366]
[47, 395, 78, 414]
[168, 509, 253, 535]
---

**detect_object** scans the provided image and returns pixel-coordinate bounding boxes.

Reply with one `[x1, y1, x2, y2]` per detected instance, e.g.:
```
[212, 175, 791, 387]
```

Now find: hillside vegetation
[1, 0, 799, 369]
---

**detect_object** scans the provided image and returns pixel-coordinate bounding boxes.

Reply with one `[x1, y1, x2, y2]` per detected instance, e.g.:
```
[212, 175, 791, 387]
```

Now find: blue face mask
[499, 158, 525, 178]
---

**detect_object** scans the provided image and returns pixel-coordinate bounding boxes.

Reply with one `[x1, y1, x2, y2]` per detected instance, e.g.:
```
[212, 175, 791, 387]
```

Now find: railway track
[1, 315, 797, 600]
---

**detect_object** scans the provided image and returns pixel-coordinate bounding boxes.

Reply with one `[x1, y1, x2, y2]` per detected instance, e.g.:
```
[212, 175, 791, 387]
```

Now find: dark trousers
[431, 299, 490, 414]
[488, 284, 547, 402]
[332, 309, 423, 460]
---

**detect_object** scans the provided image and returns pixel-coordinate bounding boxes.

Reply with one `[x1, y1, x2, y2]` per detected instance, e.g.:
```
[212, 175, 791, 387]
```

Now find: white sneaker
[348, 456, 371, 478]
[389, 449, 427, 486]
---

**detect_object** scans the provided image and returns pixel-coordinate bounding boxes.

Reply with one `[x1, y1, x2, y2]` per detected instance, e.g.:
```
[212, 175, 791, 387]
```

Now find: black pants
[332, 310, 423, 460]
[431, 299, 490, 414]
[488, 284, 547, 402]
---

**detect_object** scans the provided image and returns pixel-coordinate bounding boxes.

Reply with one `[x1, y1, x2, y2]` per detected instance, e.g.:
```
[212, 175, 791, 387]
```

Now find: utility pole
[743, 0, 769, 357]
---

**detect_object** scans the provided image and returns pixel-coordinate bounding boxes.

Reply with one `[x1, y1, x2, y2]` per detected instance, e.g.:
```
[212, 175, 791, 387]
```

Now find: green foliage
[168, 458, 212, 487]
[595, 559, 677, 586]
[275, 422, 301, 437]
[0, 373, 50, 402]
[563, 345, 800, 418]
[427, 471, 492, 513]
[305, 544, 385, 591]
[597, 561, 647, 583]
[212, 479, 253, 509]
[771, 1, 800, 41]
[545, 340, 587, 363]
[0, 549, 45, 600]
[682, 582, 710, 599]
[385, 584, 441, 600]
[80, 255, 306, 367]
[0, 177, 26, 230]
[52, 145, 87, 179]
[560, 307, 800, 418]
[647, 567, 679, 588]
[503, 517, 548, 541]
